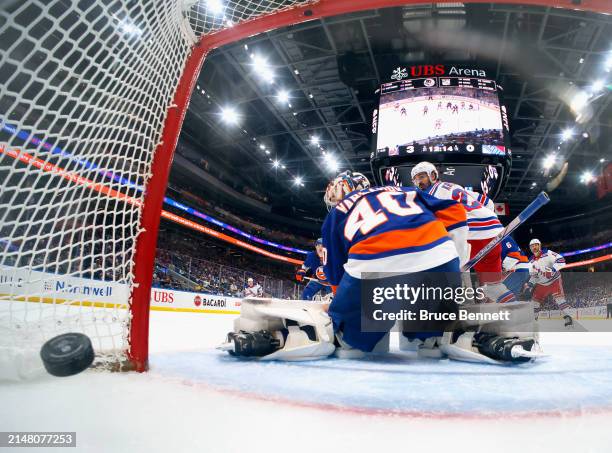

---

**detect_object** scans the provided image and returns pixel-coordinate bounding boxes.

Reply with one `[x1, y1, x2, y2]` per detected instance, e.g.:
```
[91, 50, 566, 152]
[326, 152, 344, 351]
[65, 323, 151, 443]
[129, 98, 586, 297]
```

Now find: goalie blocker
[219, 298, 544, 364]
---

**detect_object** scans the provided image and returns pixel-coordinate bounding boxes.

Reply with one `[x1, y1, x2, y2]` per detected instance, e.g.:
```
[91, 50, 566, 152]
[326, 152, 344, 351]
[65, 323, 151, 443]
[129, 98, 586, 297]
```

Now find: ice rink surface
[2, 310, 612, 453]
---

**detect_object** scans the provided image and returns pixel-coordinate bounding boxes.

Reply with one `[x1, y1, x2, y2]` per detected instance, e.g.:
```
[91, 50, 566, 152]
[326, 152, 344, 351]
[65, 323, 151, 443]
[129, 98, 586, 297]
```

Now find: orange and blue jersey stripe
[321, 186, 466, 285]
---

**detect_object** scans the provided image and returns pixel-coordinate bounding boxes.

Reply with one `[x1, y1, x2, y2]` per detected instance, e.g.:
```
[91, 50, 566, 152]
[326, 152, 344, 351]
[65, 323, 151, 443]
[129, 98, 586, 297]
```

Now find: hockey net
[0, 0, 312, 377]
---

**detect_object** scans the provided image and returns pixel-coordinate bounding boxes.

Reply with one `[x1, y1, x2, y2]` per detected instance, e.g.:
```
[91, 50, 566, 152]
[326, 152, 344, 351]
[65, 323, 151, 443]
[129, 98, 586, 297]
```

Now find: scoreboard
[371, 64, 512, 199]
[380, 77, 497, 94]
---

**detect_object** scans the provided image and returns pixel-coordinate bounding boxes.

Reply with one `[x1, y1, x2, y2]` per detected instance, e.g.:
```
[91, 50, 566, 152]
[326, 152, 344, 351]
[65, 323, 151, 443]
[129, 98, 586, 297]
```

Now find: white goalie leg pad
[233, 298, 335, 361]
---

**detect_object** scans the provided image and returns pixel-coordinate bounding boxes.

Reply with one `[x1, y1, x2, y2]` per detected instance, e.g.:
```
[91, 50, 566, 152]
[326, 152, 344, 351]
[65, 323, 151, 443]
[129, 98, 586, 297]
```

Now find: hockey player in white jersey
[243, 277, 263, 298]
[411, 161, 504, 284]
[527, 239, 570, 322]
[411, 161, 520, 308]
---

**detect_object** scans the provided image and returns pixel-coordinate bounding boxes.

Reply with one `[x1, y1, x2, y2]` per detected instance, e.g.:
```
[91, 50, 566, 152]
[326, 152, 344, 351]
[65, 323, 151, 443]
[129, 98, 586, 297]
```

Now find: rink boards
[0, 265, 241, 314]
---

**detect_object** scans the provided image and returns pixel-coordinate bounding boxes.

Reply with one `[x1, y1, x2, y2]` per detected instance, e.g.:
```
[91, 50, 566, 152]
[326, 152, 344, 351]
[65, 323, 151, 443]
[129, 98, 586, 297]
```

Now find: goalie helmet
[529, 239, 541, 246]
[411, 161, 439, 186]
[324, 171, 370, 209]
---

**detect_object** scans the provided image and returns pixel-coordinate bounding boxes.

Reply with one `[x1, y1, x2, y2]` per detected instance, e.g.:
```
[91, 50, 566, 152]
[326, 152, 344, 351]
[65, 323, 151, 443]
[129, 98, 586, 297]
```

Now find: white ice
[1, 310, 612, 453]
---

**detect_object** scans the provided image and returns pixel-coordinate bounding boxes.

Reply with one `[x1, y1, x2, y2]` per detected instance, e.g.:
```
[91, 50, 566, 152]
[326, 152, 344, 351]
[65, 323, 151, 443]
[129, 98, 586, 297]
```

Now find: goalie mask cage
[0, 0, 607, 375]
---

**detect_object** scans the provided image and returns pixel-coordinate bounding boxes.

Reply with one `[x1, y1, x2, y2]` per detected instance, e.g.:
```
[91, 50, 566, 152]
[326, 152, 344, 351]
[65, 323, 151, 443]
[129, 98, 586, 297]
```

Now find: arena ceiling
[176, 3, 612, 223]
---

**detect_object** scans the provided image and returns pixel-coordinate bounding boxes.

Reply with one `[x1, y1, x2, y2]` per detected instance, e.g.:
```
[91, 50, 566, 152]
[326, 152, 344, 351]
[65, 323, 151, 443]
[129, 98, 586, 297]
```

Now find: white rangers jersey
[427, 181, 503, 240]
[244, 283, 263, 298]
[529, 249, 566, 285]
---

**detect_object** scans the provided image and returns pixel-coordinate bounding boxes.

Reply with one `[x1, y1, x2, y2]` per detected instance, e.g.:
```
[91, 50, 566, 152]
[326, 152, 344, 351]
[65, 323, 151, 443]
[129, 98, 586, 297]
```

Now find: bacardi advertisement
[150, 288, 241, 313]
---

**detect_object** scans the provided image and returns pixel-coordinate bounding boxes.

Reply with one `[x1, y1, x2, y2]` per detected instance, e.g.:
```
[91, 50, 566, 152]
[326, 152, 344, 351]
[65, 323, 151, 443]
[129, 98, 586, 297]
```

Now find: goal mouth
[1, 0, 609, 376]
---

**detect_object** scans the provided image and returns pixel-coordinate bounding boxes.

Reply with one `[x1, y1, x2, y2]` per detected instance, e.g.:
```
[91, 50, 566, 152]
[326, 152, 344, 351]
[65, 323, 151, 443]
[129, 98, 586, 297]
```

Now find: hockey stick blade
[461, 192, 550, 271]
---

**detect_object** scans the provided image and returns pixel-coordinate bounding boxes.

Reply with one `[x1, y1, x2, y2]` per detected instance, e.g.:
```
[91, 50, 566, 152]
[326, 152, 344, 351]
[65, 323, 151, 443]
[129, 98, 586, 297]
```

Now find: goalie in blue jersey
[220, 171, 543, 364]
[321, 171, 469, 356]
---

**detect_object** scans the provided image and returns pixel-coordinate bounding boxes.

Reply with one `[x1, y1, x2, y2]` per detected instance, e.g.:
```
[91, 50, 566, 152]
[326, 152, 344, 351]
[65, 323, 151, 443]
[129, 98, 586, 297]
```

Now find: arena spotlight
[561, 128, 575, 141]
[542, 154, 557, 170]
[592, 79, 605, 92]
[221, 106, 239, 124]
[605, 53, 612, 72]
[294, 176, 303, 186]
[580, 171, 594, 184]
[206, 0, 224, 15]
[251, 54, 275, 83]
[324, 154, 339, 172]
[277, 90, 289, 104]
[310, 136, 319, 145]
[265, 150, 270, 155]
[259, 144, 266, 150]
[569, 91, 590, 115]
[119, 18, 143, 37]
[272, 160, 280, 168]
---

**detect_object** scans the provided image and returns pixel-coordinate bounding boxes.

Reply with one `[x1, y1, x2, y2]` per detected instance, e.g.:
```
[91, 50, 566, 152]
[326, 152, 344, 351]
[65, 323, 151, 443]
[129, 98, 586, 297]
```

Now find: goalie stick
[461, 191, 550, 272]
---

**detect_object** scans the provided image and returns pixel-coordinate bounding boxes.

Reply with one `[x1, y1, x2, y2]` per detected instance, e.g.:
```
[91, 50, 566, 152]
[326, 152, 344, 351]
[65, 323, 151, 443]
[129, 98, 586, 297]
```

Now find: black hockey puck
[40, 333, 95, 377]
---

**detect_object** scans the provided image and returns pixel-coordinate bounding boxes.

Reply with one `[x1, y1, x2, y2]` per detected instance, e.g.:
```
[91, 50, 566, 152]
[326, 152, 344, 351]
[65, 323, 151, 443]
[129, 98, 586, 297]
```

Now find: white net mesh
[0, 0, 311, 377]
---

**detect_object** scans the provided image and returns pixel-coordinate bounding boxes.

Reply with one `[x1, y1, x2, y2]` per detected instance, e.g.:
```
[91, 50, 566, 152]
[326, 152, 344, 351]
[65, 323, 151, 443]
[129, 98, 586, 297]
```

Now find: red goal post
[0, 0, 609, 376]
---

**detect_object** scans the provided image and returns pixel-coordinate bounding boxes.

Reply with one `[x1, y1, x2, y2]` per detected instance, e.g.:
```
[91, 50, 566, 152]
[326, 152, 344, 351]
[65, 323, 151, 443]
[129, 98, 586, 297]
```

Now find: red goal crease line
[0, 146, 303, 266]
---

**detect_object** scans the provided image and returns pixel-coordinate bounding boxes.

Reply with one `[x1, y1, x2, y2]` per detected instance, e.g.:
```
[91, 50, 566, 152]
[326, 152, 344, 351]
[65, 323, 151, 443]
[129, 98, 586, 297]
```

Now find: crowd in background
[556, 276, 612, 310]
[167, 183, 314, 249]
[151, 225, 302, 299]
[545, 228, 612, 252]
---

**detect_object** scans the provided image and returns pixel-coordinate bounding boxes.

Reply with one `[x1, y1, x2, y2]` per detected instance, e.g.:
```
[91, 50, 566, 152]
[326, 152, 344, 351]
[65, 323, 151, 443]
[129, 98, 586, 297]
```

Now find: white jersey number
[344, 191, 423, 241]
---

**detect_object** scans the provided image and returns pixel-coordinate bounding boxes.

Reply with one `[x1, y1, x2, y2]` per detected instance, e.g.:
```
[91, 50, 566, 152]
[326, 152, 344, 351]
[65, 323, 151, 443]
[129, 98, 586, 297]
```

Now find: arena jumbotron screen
[375, 74, 507, 156]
